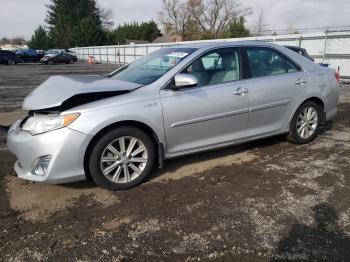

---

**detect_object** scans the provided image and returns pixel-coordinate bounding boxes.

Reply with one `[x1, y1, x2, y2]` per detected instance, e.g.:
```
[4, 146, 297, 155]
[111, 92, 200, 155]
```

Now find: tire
[88, 126, 155, 190]
[47, 61, 54, 65]
[287, 101, 321, 144]
[7, 59, 15, 65]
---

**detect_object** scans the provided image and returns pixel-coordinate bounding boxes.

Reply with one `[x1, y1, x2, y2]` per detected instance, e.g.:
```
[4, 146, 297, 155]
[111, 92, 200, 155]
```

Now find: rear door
[161, 47, 250, 154]
[244, 46, 308, 137]
[26, 50, 37, 62]
[55, 52, 65, 63]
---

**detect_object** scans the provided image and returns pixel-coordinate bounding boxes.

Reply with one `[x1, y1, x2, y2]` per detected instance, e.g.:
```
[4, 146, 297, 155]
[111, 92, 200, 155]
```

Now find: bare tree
[159, 0, 249, 40]
[158, 0, 191, 40]
[189, 0, 249, 38]
[253, 9, 268, 36]
[286, 24, 299, 34]
[99, 6, 114, 29]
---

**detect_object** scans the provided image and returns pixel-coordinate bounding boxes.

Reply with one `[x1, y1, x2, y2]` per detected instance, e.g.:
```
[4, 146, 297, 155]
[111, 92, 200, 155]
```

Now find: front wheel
[88, 126, 155, 190]
[287, 101, 321, 144]
[7, 59, 15, 65]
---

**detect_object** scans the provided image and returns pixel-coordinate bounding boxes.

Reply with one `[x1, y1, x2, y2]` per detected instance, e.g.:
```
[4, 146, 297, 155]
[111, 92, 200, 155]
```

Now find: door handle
[233, 87, 248, 95]
[295, 78, 307, 85]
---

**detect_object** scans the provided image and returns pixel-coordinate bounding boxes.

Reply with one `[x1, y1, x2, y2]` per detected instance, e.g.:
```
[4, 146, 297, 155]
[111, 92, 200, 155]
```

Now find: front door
[161, 47, 250, 154]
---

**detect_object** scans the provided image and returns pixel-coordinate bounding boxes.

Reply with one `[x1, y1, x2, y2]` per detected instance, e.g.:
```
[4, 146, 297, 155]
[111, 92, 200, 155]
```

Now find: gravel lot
[0, 63, 349, 261]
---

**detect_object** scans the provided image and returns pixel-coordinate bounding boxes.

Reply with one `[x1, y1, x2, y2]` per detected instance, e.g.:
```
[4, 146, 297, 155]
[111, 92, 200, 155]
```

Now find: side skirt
[164, 130, 289, 160]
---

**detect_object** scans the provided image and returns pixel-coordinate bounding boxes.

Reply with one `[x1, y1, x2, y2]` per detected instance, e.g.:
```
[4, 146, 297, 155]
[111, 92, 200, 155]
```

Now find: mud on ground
[0, 64, 349, 261]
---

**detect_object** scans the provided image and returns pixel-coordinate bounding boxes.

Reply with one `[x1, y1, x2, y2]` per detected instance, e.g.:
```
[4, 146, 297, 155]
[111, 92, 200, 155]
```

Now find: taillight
[335, 67, 340, 84]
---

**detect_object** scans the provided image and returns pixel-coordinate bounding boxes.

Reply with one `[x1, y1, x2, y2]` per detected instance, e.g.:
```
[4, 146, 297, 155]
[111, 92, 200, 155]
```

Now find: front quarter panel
[67, 97, 166, 146]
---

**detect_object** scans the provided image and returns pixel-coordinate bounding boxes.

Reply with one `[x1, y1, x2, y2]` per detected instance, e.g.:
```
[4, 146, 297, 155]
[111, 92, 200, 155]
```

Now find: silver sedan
[7, 41, 340, 190]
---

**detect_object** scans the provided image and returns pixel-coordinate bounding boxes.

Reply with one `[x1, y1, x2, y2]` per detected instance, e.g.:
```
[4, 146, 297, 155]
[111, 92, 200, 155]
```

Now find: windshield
[110, 47, 197, 85]
[46, 50, 59, 55]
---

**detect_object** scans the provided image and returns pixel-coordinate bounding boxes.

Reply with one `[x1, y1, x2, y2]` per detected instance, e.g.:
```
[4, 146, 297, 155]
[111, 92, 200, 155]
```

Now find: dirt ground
[0, 63, 350, 261]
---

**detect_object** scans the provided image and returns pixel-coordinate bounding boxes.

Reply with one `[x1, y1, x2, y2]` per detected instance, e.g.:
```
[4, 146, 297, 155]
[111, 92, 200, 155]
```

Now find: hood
[23, 75, 142, 111]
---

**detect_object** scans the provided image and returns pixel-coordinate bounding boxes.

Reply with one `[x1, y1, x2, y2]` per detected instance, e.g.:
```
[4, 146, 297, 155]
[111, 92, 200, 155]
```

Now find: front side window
[110, 47, 197, 85]
[181, 48, 241, 87]
[246, 47, 300, 78]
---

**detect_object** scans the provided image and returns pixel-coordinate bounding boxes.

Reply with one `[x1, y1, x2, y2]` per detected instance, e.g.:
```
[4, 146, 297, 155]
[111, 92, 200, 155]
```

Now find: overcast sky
[0, 0, 349, 39]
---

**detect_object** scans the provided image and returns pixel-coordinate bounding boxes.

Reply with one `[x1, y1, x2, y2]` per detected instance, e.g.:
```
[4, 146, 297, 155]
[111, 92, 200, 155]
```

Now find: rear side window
[26, 49, 37, 56]
[246, 47, 300, 78]
[1, 51, 13, 55]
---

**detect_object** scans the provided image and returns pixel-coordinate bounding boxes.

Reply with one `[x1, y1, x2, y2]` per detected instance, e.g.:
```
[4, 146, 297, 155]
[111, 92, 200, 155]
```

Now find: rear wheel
[287, 101, 321, 144]
[7, 59, 15, 65]
[47, 61, 54, 65]
[88, 126, 155, 190]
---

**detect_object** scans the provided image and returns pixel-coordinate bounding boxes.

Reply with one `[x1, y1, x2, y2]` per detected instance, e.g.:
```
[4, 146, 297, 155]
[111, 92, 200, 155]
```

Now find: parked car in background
[16, 49, 44, 63]
[0, 50, 20, 65]
[285, 46, 314, 61]
[8, 41, 340, 190]
[40, 49, 76, 64]
[64, 49, 78, 62]
[36, 50, 46, 56]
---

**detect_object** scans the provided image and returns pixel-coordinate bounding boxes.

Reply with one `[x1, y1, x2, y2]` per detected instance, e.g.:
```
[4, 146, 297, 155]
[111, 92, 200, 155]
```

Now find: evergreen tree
[27, 0, 163, 47]
[28, 26, 51, 50]
[111, 21, 162, 44]
[140, 21, 162, 42]
[72, 17, 106, 46]
[223, 17, 250, 38]
[45, 0, 105, 48]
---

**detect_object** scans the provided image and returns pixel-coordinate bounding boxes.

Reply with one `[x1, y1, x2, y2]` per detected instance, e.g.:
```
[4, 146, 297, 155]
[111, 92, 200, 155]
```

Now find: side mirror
[173, 74, 198, 89]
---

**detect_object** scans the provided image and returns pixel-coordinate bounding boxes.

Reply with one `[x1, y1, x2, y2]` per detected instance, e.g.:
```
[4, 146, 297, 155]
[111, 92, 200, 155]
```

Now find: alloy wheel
[296, 106, 318, 139]
[8, 59, 15, 65]
[100, 136, 148, 183]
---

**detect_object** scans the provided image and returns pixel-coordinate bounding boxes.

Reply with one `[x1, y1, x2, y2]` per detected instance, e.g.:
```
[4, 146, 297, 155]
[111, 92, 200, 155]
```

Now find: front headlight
[22, 113, 80, 135]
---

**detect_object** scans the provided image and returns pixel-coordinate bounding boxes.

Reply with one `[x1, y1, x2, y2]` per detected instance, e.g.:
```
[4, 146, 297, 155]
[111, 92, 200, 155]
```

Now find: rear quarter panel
[307, 67, 340, 121]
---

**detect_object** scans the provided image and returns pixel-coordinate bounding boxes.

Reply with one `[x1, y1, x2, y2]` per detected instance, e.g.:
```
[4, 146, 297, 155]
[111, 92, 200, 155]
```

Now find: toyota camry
[7, 41, 340, 190]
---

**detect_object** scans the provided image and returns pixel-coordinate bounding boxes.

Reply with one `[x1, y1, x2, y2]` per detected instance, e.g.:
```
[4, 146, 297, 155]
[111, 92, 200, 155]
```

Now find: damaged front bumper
[7, 119, 92, 184]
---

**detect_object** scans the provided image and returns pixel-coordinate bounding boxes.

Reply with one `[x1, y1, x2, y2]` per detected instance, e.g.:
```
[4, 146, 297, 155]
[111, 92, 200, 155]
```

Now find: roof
[161, 40, 278, 49]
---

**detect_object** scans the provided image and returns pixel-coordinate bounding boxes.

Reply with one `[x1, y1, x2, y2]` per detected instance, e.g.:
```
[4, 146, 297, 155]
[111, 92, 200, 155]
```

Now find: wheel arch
[299, 96, 325, 123]
[301, 96, 325, 111]
[83, 120, 164, 180]
[284, 96, 326, 132]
